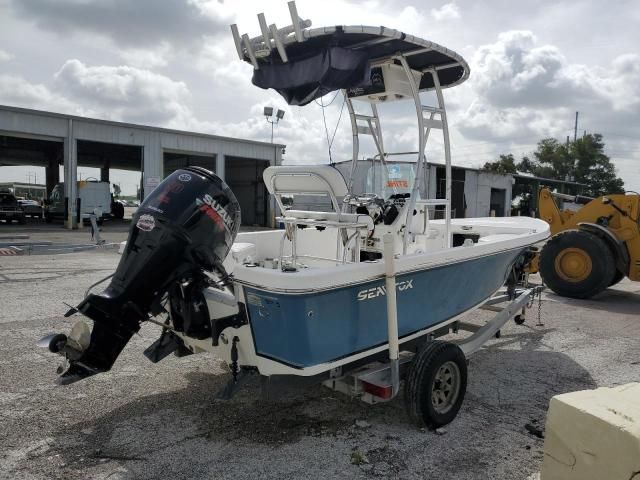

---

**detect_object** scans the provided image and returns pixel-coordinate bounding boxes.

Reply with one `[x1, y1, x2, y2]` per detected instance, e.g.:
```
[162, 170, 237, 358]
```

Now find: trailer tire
[404, 340, 467, 429]
[111, 202, 125, 220]
[540, 230, 615, 299]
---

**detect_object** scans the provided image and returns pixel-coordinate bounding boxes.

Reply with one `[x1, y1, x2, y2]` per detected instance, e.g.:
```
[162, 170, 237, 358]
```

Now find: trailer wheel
[111, 202, 125, 220]
[539, 230, 615, 299]
[404, 340, 467, 428]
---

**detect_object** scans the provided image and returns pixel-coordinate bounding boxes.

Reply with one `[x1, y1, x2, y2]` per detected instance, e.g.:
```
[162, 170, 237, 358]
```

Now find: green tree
[531, 138, 573, 180]
[482, 154, 517, 175]
[570, 134, 624, 196]
[502, 133, 624, 197]
[516, 155, 536, 174]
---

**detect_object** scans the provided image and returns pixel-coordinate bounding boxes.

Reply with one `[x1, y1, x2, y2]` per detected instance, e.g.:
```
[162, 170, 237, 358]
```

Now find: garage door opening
[0, 134, 63, 197]
[163, 152, 216, 178]
[225, 157, 270, 227]
[490, 188, 506, 217]
[76, 140, 144, 215]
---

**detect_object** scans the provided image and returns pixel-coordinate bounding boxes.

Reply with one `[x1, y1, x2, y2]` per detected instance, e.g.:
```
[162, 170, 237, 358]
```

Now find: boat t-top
[41, 2, 549, 428]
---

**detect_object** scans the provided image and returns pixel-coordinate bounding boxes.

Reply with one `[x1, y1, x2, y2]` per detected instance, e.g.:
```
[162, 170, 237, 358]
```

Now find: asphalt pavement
[0, 250, 638, 480]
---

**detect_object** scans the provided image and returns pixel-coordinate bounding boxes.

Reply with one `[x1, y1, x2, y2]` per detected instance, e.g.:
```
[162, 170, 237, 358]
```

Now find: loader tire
[609, 270, 625, 287]
[540, 230, 615, 299]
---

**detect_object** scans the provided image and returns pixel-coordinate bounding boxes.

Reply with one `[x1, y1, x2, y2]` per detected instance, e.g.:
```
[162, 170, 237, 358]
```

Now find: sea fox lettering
[356, 279, 413, 301]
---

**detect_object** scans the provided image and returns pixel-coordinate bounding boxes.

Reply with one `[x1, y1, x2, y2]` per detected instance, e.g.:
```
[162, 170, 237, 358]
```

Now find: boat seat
[264, 165, 369, 265]
[263, 165, 348, 203]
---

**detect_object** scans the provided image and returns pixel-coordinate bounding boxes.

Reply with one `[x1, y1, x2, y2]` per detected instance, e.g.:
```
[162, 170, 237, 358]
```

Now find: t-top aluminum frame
[343, 53, 453, 254]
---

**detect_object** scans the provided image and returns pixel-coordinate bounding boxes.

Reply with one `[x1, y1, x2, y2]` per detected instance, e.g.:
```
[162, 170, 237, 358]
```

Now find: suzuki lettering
[196, 194, 234, 232]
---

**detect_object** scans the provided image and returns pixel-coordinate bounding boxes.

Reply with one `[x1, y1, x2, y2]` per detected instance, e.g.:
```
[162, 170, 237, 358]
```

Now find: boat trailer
[322, 282, 543, 424]
[320, 236, 544, 427]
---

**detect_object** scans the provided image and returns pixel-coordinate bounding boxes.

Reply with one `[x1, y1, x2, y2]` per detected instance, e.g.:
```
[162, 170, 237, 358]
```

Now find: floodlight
[276, 109, 285, 120]
[263, 106, 273, 117]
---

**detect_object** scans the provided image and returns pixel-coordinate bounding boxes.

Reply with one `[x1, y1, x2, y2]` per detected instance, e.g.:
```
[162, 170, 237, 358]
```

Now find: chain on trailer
[536, 287, 544, 326]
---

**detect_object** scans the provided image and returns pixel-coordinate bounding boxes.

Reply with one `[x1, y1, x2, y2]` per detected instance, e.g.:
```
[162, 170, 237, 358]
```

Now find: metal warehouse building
[0, 105, 283, 227]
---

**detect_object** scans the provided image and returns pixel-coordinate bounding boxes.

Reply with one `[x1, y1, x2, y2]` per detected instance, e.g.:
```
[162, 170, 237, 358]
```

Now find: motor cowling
[58, 166, 241, 384]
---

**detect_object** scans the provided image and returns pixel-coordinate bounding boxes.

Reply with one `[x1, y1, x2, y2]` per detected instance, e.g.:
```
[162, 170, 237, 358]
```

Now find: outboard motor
[49, 167, 240, 384]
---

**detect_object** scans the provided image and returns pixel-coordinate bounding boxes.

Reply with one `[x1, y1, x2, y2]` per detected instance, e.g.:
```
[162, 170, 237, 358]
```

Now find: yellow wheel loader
[537, 188, 640, 299]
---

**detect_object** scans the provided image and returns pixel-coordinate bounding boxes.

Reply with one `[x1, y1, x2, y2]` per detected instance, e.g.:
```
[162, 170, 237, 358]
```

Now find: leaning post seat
[263, 164, 348, 209]
[263, 165, 372, 266]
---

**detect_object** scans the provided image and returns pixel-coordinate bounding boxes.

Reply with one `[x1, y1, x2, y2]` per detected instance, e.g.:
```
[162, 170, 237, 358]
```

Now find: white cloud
[9, 0, 229, 47]
[458, 31, 640, 137]
[120, 45, 173, 69]
[457, 101, 566, 142]
[430, 3, 460, 21]
[1, 1, 639, 190]
[465, 30, 640, 114]
[0, 49, 13, 61]
[53, 59, 193, 126]
[0, 73, 80, 113]
[566, 54, 640, 113]
[455, 30, 640, 187]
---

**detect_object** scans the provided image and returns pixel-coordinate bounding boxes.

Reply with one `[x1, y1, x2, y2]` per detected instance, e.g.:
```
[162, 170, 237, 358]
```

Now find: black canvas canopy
[242, 26, 469, 106]
[252, 46, 370, 106]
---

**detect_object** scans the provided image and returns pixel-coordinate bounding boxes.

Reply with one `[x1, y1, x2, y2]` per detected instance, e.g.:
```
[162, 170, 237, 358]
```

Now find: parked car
[17, 199, 43, 218]
[0, 191, 26, 224]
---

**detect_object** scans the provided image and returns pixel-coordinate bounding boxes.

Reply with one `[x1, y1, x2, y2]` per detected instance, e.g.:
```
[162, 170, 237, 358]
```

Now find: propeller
[37, 333, 58, 348]
[36, 333, 67, 353]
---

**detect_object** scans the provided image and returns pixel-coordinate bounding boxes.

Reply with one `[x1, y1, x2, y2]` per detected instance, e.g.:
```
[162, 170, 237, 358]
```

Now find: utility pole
[574, 111, 579, 142]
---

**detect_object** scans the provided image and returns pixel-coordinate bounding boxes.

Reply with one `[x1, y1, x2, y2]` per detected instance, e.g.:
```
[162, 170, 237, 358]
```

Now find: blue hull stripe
[245, 249, 522, 368]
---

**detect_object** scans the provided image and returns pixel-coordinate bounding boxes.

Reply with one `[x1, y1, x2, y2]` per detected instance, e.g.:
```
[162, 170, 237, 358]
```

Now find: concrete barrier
[540, 383, 640, 480]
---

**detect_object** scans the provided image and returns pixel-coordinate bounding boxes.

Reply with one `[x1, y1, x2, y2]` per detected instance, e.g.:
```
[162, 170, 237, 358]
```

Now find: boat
[40, 2, 549, 427]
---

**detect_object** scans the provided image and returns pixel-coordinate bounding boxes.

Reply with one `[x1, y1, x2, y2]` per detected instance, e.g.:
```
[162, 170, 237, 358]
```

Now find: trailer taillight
[361, 380, 393, 400]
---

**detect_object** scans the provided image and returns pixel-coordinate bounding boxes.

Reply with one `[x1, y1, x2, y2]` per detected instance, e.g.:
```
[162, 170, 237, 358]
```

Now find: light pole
[264, 106, 285, 143]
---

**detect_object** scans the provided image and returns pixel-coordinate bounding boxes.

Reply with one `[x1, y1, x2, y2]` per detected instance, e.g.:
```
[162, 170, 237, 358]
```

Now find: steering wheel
[343, 193, 381, 208]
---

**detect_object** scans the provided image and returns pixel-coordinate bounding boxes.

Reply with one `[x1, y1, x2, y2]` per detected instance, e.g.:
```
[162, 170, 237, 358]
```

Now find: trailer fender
[578, 222, 630, 275]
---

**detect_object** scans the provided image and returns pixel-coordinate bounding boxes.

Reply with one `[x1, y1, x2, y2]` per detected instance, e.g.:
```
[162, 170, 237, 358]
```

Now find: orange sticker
[386, 180, 408, 188]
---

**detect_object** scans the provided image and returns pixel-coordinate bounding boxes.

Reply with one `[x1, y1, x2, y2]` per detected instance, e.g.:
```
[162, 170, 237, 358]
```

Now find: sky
[0, 0, 639, 195]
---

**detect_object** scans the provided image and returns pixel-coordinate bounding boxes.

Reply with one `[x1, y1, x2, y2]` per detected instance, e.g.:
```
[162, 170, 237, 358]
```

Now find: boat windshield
[365, 162, 416, 200]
